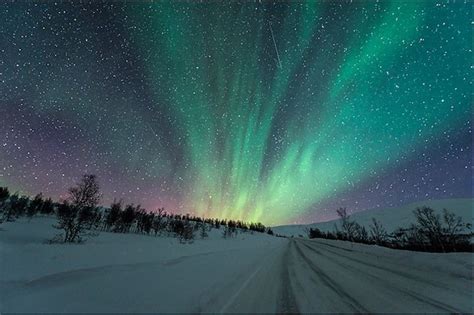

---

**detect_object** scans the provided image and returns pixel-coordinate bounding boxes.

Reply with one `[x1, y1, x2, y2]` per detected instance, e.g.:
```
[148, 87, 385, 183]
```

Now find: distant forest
[0, 174, 276, 244]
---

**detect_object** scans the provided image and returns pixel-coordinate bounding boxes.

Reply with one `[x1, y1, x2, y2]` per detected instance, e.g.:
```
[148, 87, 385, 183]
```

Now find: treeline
[99, 201, 272, 243]
[0, 175, 274, 243]
[308, 207, 473, 253]
[0, 187, 55, 220]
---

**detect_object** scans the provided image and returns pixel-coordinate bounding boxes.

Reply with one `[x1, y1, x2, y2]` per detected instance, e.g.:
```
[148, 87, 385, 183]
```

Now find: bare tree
[40, 197, 55, 215]
[369, 218, 388, 245]
[0, 187, 10, 224]
[152, 208, 167, 236]
[27, 193, 44, 220]
[355, 224, 369, 243]
[336, 207, 357, 241]
[413, 207, 444, 251]
[0, 187, 9, 211]
[53, 174, 102, 243]
[442, 208, 471, 250]
[104, 200, 122, 231]
[2, 194, 29, 222]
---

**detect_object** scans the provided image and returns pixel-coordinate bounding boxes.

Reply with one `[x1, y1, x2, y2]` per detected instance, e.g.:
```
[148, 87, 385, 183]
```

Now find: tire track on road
[303, 240, 461, 292]
[293, 241, 369, 313]
[277, 240, 300, 314]
[299, 240, 464, 313]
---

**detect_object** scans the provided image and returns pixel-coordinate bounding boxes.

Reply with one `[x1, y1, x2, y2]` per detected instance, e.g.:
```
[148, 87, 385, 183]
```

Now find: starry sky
[0, 1, 472, 225]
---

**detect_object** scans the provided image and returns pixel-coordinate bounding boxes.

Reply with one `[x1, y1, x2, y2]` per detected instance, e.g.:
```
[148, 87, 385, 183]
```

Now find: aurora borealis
[1, 1, 471, 225]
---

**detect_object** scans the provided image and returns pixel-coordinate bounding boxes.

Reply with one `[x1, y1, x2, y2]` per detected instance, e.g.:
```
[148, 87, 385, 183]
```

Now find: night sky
[1, 1, 472, 225]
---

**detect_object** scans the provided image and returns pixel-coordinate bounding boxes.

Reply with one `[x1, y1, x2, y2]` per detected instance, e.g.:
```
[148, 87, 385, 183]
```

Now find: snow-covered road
[1, 219, 472, 313]
[215, 238, 472, 313]
[280, 239, 472, 313]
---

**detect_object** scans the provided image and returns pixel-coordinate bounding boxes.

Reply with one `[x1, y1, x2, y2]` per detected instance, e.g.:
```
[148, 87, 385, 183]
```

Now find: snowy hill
[273, 198, 473, 237]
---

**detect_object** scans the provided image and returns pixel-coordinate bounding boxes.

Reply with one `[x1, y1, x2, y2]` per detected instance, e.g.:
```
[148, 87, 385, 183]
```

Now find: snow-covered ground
[1, 216, 473, 313]
[273, 198, 473, 237]
[0, 217, 285, 313]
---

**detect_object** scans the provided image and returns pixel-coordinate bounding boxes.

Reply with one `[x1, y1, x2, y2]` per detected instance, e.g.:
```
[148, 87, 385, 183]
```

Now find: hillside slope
[273, 198, 473, 237]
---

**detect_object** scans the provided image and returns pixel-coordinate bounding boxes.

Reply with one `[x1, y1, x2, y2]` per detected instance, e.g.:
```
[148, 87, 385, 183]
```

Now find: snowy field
[1, 217, 285, 313]
[1, 216, 473, 313]
[273, 198, 473, 237]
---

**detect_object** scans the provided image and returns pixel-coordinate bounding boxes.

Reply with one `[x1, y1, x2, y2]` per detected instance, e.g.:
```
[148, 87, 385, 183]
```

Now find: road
[216, 238, 472, 313]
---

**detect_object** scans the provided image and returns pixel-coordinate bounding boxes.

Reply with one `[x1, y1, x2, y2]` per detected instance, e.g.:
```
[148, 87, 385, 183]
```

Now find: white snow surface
[1, 216, 473, 313]
[273, 198, 473, 237]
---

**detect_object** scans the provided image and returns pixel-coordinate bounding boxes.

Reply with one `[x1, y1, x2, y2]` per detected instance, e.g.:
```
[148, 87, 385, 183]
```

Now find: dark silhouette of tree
[249, 222, 266, 233]
[53, 174, 102, 243]
[168, 218, 195, 243]
[179, 220, 195, 243]
[2, 193, 17, 222]
[369, 218, 388, 245]
[0, 187, 9, 212]
[27, 193, 44, 219]
[3, 194, 29, 221]
[55, 202, 75, 242]
[310, 206, 473, 252]
[136, 210, 153, 234]
[336, 207, 357, 241]
[116, 204, 138, 233]
[402, 207, 473, 252]
[152, 208, 167, 236]
[41, 198, 54, 215]
[413, 207, 445, 251]
[354, 224, 368, 243]
[308, 228, 324, 239]
[198, 221, 208, 239]
[441, 208, 471, 249]
[325, 231, 337, 240]
[105, 200, 122, 231]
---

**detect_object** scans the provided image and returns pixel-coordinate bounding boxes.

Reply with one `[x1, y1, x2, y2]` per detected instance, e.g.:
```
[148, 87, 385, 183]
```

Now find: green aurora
[126, 2, 471, 224]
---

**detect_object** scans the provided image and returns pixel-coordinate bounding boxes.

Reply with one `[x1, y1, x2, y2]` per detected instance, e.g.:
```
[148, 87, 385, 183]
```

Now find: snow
[273, 198, 473, 237]
[0, 217, 285, 313]
[287, 238, 473, 313]
[1, 215, 473, 313]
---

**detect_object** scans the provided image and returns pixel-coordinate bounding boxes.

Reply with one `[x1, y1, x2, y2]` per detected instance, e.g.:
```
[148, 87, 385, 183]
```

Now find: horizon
[2, 183, 472, 227]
